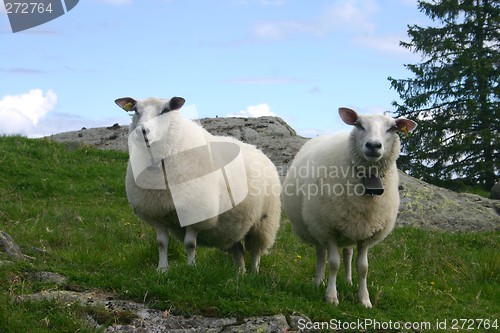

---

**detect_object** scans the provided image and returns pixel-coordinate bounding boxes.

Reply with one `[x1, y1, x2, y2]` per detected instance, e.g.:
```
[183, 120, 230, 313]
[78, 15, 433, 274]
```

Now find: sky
[0, 0, 433, 138]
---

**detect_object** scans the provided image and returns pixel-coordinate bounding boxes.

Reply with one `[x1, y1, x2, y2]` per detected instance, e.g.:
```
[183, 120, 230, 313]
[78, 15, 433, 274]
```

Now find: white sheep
[115, 96, 281, 273]
[282, 107, 417, 307]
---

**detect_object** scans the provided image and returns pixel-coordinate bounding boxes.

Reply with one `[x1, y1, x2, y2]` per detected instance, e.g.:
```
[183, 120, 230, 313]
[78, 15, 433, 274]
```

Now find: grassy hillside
[0, 136, 498, 332]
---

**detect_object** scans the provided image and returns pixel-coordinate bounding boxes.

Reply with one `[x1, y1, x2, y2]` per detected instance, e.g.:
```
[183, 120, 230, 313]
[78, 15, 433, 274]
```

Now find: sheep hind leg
[228, 242, 246, 273]
[155, 226, 169, 273]
[314, 246, 327, 287]
[343, 247, 353, 286]
[249, 249, 261, 274]
[356, 242, 372, 308]
[184, 227, 198, 267]
[244, 227, 265, 274]
[325, 241, 341, 306]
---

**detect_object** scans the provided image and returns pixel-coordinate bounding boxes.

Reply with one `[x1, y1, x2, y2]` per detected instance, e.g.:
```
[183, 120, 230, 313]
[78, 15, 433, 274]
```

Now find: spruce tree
[388, 0, 499, 191]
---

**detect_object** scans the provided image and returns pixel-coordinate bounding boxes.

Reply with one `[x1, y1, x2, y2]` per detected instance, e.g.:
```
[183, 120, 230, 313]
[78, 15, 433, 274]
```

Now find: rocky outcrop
[16, 289, 309, 333]
[398, 172, 499, 232]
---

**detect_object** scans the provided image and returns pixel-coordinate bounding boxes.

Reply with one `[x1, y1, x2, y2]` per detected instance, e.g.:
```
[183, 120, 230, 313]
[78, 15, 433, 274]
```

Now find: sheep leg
[343, 247, 353, 286]
[325, 241, 340, 306]
[184, 227, 198, 266]
[228, 242, 246, 273]
[250, 250, 261, 274]
[155, 226, 169, 272]
[314, 245, 327, 287]
[356, 242, 372, 308]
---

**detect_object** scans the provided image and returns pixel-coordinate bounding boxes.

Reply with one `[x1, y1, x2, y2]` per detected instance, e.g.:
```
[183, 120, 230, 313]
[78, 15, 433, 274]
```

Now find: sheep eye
[354, 123, 365, 131]
[387, 126, 398, 133]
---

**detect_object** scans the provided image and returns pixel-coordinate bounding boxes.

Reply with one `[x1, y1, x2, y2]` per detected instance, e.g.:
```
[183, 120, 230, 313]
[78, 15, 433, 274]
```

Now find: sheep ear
[395, 118, 418, 135]
[169, 97, 185, 111]
[115, 97, 137, 112]
[339, 107, 359, 125]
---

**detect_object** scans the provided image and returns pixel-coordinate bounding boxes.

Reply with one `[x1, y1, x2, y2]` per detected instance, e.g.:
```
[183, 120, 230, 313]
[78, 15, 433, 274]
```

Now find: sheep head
[115, 96, 185, 131]
[339, 107, 417, 165]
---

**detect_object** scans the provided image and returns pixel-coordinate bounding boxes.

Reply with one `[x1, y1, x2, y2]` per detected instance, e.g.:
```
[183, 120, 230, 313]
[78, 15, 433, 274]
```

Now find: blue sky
[0, 0, 431, 137]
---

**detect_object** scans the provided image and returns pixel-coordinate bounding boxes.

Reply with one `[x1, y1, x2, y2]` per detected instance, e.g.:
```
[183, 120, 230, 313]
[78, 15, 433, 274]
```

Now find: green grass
[0, 136, 498, 332]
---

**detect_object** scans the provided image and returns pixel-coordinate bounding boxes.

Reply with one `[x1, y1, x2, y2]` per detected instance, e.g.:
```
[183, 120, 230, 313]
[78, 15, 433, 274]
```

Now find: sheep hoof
[157, 266, 168, 274]
[346, 279, 353, 286]
[360, 299, 372, 308]
[314, 278, 324, 287]
[325, 295, 339, 306]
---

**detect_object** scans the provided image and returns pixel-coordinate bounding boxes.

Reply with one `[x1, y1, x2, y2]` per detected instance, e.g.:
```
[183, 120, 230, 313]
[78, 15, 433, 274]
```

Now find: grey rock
[398, 172, 499, 232]
[0, 231, 27, 260]
[16, 290, 307, 333]
[31, 271, 68, 285]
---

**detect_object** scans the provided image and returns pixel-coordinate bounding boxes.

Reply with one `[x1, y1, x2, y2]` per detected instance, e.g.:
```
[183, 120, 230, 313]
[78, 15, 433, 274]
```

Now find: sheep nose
[365, 140, 382, 151]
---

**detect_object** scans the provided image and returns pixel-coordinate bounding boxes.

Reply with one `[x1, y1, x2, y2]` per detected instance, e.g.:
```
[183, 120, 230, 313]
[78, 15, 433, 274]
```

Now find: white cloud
[227, 103, 276, 118]
[253, 0, 378, 40]
[0, 89, 57, 136]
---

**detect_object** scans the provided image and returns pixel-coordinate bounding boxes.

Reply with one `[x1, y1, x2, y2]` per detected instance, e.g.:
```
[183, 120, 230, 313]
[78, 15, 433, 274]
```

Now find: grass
[0, 135, 498, 332]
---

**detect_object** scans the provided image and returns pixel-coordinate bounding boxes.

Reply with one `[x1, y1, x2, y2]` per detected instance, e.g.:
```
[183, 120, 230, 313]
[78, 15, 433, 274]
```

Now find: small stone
[0, 231, 25, 260]
[32, 271, 67, 285]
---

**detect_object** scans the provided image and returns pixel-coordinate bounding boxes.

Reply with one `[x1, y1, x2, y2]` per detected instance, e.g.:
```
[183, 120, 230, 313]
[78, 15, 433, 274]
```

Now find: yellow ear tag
[401, 125, 409, 137]
[123, 102, 134, 111]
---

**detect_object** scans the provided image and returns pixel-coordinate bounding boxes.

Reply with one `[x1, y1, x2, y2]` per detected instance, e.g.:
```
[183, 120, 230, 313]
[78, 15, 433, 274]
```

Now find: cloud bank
[0, 89, 57, 136]
[227, 103, 276, 117]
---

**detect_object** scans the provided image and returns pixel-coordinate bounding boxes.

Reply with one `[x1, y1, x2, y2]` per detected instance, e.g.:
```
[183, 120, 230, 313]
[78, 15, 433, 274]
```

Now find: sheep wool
[282, 107, 417, 307]
[115, 96, 281, 274]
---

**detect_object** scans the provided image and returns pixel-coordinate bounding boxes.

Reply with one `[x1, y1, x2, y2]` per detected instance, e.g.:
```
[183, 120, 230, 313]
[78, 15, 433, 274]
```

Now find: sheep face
[115, 96, 186, 132]
[339, 107, 417, 163]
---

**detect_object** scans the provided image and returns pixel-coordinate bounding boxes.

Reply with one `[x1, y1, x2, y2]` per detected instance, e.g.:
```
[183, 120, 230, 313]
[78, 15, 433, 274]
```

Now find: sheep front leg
[356, 242, 372, 308]
[314, 246, 327, 286]
[343, 247, 353, 286]
[184, 227, 198, 266]
[325, 241, 340, 306]
[155, 226, 169, 272]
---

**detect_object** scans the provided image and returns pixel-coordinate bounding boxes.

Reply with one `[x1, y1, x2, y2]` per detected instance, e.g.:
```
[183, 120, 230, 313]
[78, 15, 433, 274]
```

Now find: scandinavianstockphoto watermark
[248, 161, 381, 199]
[4, 0, 79, 33]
